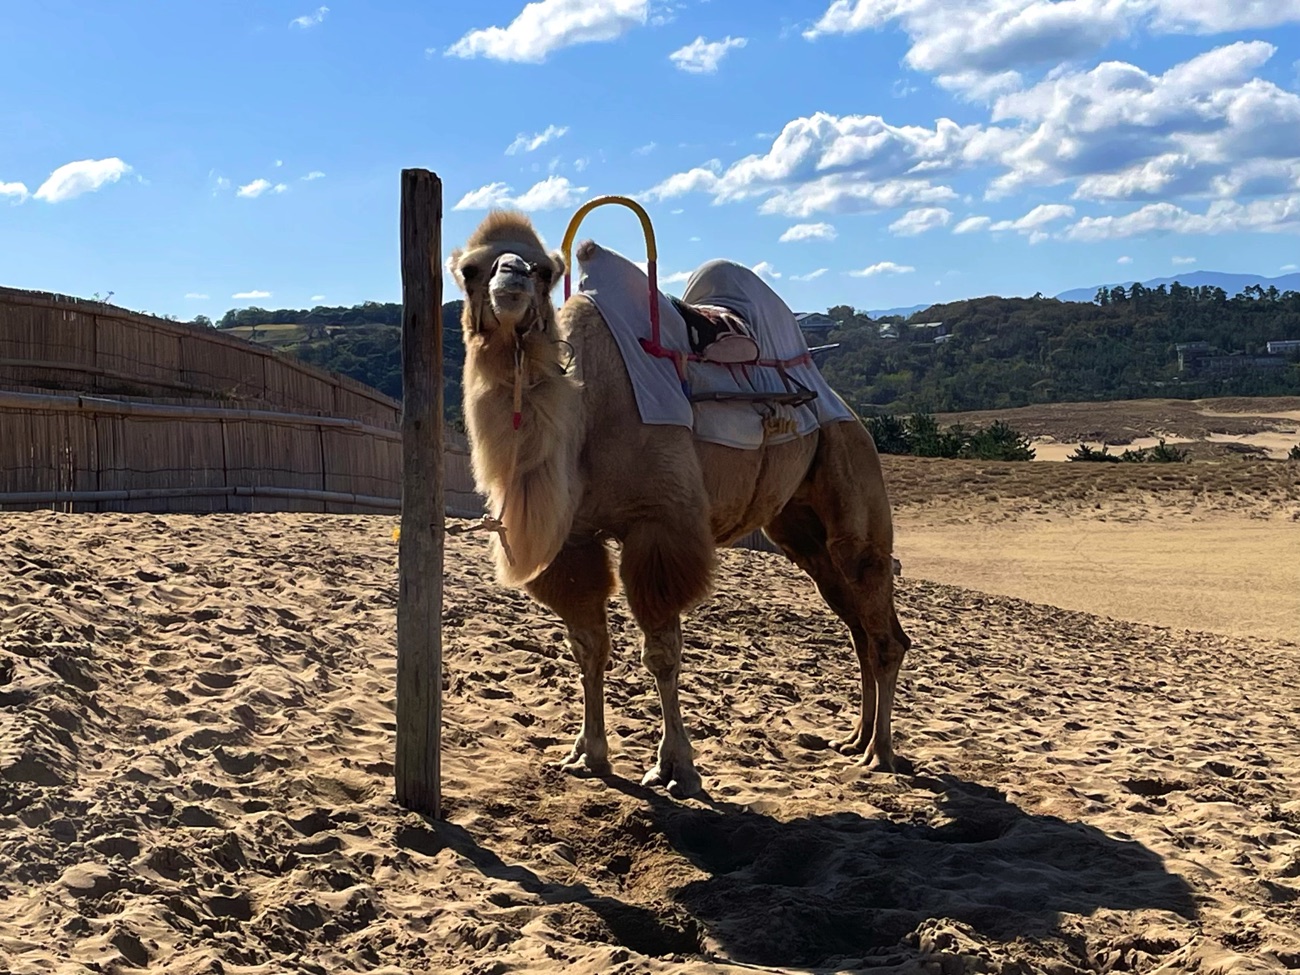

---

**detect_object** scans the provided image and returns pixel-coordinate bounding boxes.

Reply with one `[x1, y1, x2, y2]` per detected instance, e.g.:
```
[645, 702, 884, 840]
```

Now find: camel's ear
[446, 249, 467, 291]
[544, 250, 567, 292]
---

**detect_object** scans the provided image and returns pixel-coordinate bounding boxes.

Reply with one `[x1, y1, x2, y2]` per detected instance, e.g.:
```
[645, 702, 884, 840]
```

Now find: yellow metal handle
[561, 195, 658, 299]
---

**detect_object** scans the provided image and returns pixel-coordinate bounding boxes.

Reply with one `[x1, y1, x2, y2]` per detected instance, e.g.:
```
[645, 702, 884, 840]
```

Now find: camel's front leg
[639, 620, 702, 799]
[562, 625, 612, 775]
[524, 540, 617, 778]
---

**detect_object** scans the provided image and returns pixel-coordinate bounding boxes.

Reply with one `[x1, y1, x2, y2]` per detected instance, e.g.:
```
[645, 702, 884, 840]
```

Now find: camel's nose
[492, 254, 533, 292]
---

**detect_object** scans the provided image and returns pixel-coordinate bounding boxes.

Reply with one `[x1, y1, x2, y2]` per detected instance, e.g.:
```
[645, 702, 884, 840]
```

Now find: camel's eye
[461, 264, 481, 284]
[531, 263, 552, 287]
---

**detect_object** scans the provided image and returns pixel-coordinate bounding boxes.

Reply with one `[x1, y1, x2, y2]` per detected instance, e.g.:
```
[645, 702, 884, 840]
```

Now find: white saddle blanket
[574, 243, 853, 449]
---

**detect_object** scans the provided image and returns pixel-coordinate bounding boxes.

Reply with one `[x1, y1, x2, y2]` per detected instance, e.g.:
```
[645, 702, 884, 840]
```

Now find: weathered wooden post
[396, 168, 444, 815]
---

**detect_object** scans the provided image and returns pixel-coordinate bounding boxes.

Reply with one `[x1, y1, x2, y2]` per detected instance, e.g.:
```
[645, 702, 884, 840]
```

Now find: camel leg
[525, 539, 617, 776]
[767, 422, 912, 773]
[766, 503, 875, 755]
[619, 517, 714, 799]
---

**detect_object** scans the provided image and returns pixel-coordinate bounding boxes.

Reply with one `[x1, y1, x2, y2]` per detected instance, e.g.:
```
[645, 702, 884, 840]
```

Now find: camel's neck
[462, 323, 584, 587]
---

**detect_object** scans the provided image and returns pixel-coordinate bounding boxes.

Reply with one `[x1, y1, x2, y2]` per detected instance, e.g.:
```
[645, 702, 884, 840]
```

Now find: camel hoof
[860, 752, 913, 775]
[829, 737, 868, 756]
[560, 750, 610, 777]
[641, 764, 702, 799]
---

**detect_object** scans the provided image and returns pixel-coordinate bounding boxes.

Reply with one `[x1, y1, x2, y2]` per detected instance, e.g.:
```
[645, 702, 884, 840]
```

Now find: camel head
[449, 210, 566, 339]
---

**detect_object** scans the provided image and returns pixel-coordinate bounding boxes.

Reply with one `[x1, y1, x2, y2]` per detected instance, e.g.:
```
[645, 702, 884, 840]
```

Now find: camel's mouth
[487, 253, 539, 331]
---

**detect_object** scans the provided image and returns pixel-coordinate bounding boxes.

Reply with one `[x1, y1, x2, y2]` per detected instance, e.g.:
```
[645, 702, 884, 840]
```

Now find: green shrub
[1289, 443, 1300, 461]
[865, 413, 911, 454]
[962, 420, 1037, 461]
[1068, 443, 1122, 463]
[865, 412, 1034, 461]
[1118, 438, 1189, 463]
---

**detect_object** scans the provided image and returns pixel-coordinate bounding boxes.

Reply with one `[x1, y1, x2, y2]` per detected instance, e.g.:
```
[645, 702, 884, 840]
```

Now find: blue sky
[3, 1, 1299, 320]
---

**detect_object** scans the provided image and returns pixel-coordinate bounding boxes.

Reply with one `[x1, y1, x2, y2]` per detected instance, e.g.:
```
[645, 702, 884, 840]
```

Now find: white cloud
[644, 112, 989, 217]
[779, 222, 837, 242]
[889, 206, 952, 235]
[506, 125, 570, 155]
[232, 290, 272, 300]
[987, 42, 1300, 201]
[633, 142, 658, 156]
[1, 181, 28, 203]
[659, 270, 693, 285]
[669, 35, 747, 74]
[751, 261, 782, 279]
[311, 294, 327, 302]
[803, 0, 1300, 97]
[1172, 255, 1196, 264]
[1118, 255, 1133, 264]
[447, 0, 648, 63]
[290, 6, 328, 28]
[453, 182, 514, 210]
[237, 179, 287, 198]
[1150, 0, 1300, 32]
[1282, 263, 1298, 271]
[952, 215, 991, 233]
[301, 170, 326, 181]
[33, 158, 132, 203]
[274, 160, 284, 168]
[849, 261, 916, 277]
[184, 292, 209, 300]
[791, 268, 829, 281]
[1065, 196, 1300, 240]
[513, 175, 587, 209]
[453, 176, 587, 211]
[986, 203, 1076, 244]
[644, 34, 1300, 235]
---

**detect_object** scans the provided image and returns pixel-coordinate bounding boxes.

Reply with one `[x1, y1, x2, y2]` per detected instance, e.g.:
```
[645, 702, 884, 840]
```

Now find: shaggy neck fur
[461, 290, 584, 586]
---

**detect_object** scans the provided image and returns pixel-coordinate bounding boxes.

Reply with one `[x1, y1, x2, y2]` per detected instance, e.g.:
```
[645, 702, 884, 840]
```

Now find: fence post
[395, 168, 444, 816]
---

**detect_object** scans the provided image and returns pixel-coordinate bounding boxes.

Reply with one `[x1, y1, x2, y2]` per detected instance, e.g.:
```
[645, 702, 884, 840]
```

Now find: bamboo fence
[0, 287, 485, 515]
[0, 285, 776, 548]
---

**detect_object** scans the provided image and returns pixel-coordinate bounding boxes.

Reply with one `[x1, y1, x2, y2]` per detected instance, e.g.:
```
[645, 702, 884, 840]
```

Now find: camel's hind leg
[766, 421, 912, 772]
[619, 515, 714, 799]
[526, 539, 617, 776]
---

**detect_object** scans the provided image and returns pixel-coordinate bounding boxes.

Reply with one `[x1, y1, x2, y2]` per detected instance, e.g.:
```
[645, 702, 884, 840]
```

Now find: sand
[2, 462, 1300, 973]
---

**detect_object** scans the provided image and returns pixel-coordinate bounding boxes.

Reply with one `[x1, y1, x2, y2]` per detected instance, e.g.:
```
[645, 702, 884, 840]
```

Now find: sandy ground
[938, 397, 1300, 462]
[2, 463, 1300, 973]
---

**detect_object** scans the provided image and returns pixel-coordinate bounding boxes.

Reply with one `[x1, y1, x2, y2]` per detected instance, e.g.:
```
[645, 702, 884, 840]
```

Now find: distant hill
[1056, 271, 1300, 304]
[864, 302, 931, 320]
[214, 286, 1300, 422]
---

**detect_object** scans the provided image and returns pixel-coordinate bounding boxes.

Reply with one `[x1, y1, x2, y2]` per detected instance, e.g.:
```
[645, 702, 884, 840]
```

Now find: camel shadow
[601, 771, 1197, 969]
[413, 769, 1196, 971]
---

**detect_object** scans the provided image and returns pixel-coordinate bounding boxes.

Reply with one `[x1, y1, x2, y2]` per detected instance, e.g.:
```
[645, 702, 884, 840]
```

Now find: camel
[449, 210, 911, 798]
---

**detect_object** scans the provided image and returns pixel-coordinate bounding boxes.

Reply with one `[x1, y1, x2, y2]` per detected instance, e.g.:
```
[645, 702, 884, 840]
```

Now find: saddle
[671, 298, 760, 364]
[670, 296, 816, 408]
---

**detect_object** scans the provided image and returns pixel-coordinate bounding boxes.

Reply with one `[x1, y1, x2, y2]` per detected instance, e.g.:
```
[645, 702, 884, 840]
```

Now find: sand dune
[2, 497, 1299, 973]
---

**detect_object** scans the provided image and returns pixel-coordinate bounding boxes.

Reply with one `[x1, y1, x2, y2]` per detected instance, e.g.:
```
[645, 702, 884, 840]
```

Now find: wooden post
[395, 168, 444, 816]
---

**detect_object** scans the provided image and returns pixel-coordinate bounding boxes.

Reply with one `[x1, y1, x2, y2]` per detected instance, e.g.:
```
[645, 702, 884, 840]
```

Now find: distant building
[1197, 355, 1287, 377]
[1267, 339, 1300, 355]
[1175, 341, 1213, 372]
[1178, 340, 1288, 376]
[934, 333, 953, 344]
[795, 312, 837, 345]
